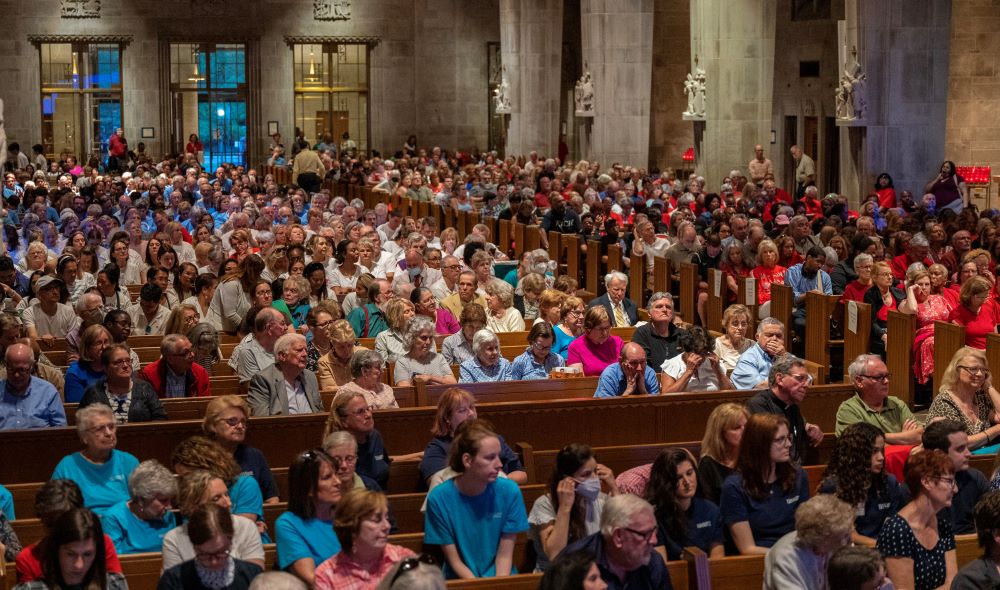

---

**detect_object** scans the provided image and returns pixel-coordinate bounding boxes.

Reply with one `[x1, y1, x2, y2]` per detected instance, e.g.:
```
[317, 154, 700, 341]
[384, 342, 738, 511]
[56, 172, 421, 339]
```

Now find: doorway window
[292, 42, 370, 157]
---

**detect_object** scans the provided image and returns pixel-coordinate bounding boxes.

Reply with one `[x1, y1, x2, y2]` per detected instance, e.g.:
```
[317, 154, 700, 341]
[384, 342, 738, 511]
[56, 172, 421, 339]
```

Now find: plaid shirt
[313, 543, 416, 590]
[615, 463, 652, 497]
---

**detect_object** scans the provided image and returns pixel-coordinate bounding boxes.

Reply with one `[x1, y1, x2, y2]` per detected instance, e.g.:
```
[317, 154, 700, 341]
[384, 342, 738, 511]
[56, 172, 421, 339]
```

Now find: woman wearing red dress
[875, 173, 896, 210]
[899, 270, 953, 386]
[948, 276, 1000, 350]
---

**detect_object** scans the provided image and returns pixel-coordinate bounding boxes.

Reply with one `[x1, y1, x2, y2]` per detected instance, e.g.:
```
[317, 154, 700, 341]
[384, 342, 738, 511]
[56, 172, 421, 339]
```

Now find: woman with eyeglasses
[411, 286, 460, 335]
[949, 275, 1000, 351]
[274, 449, 343, 586]
[325, 391, 413, 491]
[567, 306, 623, 377]
[842, 253, 875, 303]
[202, 396, 280, 504]
[720, 413, 809, 555]
[927, 347, 1000, 447]
[876, 450, 957, 590]
[63, 324, 113, 403]
[863, 261, 905, 358]
[322, 431, 384, 492]
[311, 489, 415, 590]
[511, 322, 565, 380]
[441, 303, 487, 365]
[713, 305, 752, 373]
[305, 303, 340, 373]
[51, 405, 139, 516]
[101, 459, 177, 555]
[458, 329, 512, 384]
[394, 316, 457, 387]
[158, 503, 263, 590]
[80, 343, 166, 423]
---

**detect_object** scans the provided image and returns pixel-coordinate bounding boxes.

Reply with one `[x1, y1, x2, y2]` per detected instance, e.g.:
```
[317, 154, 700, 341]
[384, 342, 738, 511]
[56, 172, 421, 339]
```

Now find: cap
[36, 275, 64, 291]
[775, 214, 791, 226]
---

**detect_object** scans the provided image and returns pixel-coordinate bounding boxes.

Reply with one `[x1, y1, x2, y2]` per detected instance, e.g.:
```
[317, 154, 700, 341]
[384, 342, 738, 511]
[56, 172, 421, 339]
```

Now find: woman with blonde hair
[272, 275, 312, 331]
[374, 297, 416, 364]
[535, 289, 567, 327]
[864, 260, 905, 357]
[162, 303, 199, 338]
[208, 253, 265, 334]
[202, 396, 280, 504]
[927, 347, 1000, 447]
[699, 402, 750, 504]
[899, 268, 953, 386]
[713, 304, 752, 372]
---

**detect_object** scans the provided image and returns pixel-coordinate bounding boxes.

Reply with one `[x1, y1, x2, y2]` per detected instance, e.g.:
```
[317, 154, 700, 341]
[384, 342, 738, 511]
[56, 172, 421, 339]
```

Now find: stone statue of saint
[683, 73, 696, 115]
[836, 47, 866, 121]
[494, 66, 511, 115]
[574, 70, 594, 116]
[693, 66, 707, 117]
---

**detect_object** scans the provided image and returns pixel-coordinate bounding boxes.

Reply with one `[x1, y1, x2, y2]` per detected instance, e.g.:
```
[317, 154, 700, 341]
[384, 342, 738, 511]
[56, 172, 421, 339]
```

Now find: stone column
[689, 0, 776, 186]
[499, 0, 563, 158]
[579, 0, 654, 167]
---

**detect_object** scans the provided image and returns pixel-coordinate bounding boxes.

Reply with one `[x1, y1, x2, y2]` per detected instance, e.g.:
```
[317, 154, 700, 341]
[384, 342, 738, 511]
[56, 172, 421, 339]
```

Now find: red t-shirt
[534, 192, 551, 209]
[949, 299, 1000, 349]
[890, 253, 934, 281]
[841, 280, 871, 303]
[876, 294, 898, 323]
[17, 535, 122, 582]
[751, 265, 786, 305]
[877, 187, 897, 210]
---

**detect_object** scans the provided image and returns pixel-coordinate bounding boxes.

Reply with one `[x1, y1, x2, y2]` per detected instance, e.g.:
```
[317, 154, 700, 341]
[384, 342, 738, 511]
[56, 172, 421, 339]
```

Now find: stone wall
[648, 0, 693, 173]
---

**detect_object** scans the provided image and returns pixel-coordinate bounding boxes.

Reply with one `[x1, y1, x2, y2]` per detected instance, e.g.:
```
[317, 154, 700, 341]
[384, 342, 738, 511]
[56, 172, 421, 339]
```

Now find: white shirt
[661, 352, 723, 392]
[284, 376, 310, 414]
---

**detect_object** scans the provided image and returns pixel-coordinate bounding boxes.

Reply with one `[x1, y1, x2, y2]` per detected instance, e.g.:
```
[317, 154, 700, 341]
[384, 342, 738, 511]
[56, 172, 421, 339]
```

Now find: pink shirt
[434, 307, 460, 335]
[567, 335, 624, 377]
[313, 543, 416, 590]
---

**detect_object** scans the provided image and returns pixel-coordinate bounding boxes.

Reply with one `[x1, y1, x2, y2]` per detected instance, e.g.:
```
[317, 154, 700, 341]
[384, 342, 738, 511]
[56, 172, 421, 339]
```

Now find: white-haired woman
[394, 316, 457, 387]
[458, 329, 512, 383]
[484, 278, 525, 333]
[102, 459, 178, 554]
[337, 350, 398, 410]
[763, 494, 855, 589]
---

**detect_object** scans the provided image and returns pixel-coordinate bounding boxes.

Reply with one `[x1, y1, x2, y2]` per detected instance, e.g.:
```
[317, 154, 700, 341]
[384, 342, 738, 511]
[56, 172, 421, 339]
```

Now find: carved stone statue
[494, 66, 511, 115]
[574, 69, 594, 117]
[835, 47, 866, 121]
[314, 0, 351, 21]
[682, 57, 707, 120]
[683, 73, 696, 115]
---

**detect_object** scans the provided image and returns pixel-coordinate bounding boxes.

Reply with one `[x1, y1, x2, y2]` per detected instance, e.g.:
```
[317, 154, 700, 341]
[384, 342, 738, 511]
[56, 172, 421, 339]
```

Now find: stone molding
[60, 0, 100, 18]
[28, 34, 132, 46]
[283, 36, 380, 48]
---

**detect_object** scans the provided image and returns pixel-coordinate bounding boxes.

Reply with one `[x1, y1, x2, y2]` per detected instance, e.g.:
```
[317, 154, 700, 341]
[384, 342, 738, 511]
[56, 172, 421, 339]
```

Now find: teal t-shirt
[0, 483, 14, 519]
[51, 450, 139, 515]
[229, 475, 270, 543]
[275, 511, 341, 570]
[102, 499, 177, 554]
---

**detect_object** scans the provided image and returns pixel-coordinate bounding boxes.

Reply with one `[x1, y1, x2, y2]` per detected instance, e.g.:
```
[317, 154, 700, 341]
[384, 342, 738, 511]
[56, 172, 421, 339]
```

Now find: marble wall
[648, 0, 693, 172]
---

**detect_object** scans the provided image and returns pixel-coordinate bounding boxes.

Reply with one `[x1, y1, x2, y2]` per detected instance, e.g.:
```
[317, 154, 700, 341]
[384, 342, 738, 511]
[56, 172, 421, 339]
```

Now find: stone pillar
[499, 0, 563, 158]
[689, 0, 776, 186]
[579, 0, 654, 167]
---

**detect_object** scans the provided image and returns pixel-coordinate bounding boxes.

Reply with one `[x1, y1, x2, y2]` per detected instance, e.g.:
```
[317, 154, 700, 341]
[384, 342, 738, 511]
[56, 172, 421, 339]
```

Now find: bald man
[0, 343, 66, 429]
[594, 343, 662, 398]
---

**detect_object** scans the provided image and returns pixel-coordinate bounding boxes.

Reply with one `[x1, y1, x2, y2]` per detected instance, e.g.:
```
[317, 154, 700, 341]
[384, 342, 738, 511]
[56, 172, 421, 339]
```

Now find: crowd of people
[0, 133, 996, 590]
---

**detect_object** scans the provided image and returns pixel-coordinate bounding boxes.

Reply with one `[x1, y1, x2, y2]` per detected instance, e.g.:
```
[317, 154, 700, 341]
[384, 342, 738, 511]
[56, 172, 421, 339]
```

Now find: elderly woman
[412, 286, 460, 335]
[275, 449, 343, 586]
[459, 329, 512, 383]
[313, 489, 417, 589]
[553, 296, 586, 360]
[163, 303, 200, 338]
[317, 319, 364, 392]
[51, 405, 140, 516]
[484, 278, 525, 333]
[514, 272, 546, 323]
[64, 324, 112, 403]
[419, 387, 526, 486]
[336, 350, 398, 410]
[864, 261, 905, 357]
[209, 254, 265, 334]
[877, 450, 957, 590]
[441, 302, 487, 365]
[660, 326, 733, 392]
[927, 347, 1000, 447]
[763, 494, 855, 589]
[535, 289, 567, 328]
[321, 431, 383, 493]
[159, 503, 263, 590]
[567, 306, 623, 376]
[189, 322, 223, 375]
[305, 303, 339, 372]
[80, 343, 166, 423]
[394, 316, 457, 387]
[273, 275, 312, 331]
[375, 298, 416, 364]
[842, 253, 875, 302]
[101, 460, 178, 555]
[949, 276, 1000, 350]
[511, 322, 565, 380]
[162, 470, 265, 571]
[713, 304, 752, 372]
[202, 396, 280, 504]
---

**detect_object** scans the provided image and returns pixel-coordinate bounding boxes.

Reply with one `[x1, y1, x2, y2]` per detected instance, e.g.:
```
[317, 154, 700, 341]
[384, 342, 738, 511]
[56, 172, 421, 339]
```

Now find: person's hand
[556, 477, 576, 509]
[903, 418, 921, 431]
[595, 463, 617, 492]
[39, 334, 55, 348]
[256, 520, 268, 536]
[622, 368, 639, 395]
[881, 333, 887, 343]
[684, 353, 705, 372]
[764, 340, 785, 357]
[806, 423, 824, 446]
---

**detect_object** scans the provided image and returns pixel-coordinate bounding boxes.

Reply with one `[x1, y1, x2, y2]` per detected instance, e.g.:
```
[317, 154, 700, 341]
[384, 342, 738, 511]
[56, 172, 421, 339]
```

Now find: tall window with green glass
[292, 43, 370, 155]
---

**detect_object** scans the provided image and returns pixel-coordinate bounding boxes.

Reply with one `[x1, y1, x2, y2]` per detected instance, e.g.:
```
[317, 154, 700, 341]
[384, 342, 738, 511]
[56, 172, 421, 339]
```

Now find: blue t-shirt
[101, 499, 176, 554]
[656, 497, 724, 560]
[593, 364, 661, 398]
[819, 474, 909, 539]
[720, 468, 809, 551]
[51, 450, 139, 515]
[64, 361, 107, 404]
[552, 325, 575, 360]
[424, 477, 529, 578]
[357, 430, 390, 490]
[230, 474, 270, 543]
[0, 483, 14, 519]
[274, 512, 341, 570]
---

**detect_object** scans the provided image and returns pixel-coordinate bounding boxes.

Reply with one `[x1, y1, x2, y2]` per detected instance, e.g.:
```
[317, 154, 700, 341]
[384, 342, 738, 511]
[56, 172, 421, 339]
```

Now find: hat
[35, 275, 64, 291]
[775, 214, 791, 226]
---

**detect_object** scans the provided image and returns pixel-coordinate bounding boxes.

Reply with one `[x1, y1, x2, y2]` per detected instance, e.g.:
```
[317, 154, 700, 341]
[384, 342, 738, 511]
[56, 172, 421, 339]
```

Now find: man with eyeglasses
[836, 354, 923, 444]
[138, 334, 210, 399]
[922, 419, 987, 535]
[235, 307, 287, 394]
[746, 356, 822, 463]
[0, 343, 65, 429]
[631, 292, 685, 373]
[430, 255, 462, 301]
[559, 494, 673, 590]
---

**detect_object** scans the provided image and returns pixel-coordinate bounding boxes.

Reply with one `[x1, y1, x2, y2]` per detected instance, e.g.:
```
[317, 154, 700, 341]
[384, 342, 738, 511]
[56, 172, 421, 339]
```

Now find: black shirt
[631, 322, 685, 373]
[939, 468, 988, 535]
[746, 390, 808, 463]
[698, 456, 735, 505]
[541, 209, 581, 234]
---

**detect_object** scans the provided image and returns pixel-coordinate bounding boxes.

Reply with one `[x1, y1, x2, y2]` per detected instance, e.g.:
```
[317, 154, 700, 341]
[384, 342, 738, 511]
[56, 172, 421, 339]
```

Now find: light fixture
[188, 46, 205, 82]
[304, 47, 320, 84]
[217, 107, 225, 117]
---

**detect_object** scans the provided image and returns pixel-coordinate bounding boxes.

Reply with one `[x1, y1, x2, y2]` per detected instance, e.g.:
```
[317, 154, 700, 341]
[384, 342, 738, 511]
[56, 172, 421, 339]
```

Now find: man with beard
[540, 195, 580, 249]
[783, 246, 831, 355]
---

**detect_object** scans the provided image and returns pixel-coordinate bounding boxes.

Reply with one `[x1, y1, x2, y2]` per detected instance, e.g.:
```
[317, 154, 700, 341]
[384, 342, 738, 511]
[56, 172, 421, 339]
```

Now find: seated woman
[375, 298, 416, 364]
[660, 326, 733, 392]
[419, 388, 526, 486]
[528, 443, 617, 572]
[484, 278, 525, 333]
[305, 303, 341, 373]
[189, 322, 223, 376]
[80, 343, 167, 423]
[820, 423, 908, 546]
[335, 350, 398, 410]
[272, 276, 311, 332]
[11, 508, 127, 590]
[510, 322, 565, 380]
[864, 261, 905, 357]
[424, 419, 529, 579]
[275, 449, 343, 586]
[949, 276, 1000, 350]
[64, 324, 112, 403]
[539, 551, 604, 590]
[750, 239, 785, 318]
[51, 405, 139, 516]
[162, 470, 265, 571]
[202, 395, 280, 504]
[394, 316, 457, 387]
[553, 296, 586, 360]
[763, 494, 855, 590]
[412, 286, 460, 335]
[927, 347, 1000, 448]
[567, 306, 623, 377]
[163, 303, 200, 338]
[720, 413, 809, 554]
[322, 431, 382, 492]
[876, 450, 957, 590]
[171, 436, 268, 539]
[459, 329, 512, 383]
[313, 489, 417, 590]
[899, 269, 954, 387]
[842, 253, 875, 303]
[159, 503, 263, 590]
[534, 289, 566, 328]
[713, 305, 752, 373]
[441, 303, 487, 365]
[646, 447, 724, 560]
[102, 460, 178, 554]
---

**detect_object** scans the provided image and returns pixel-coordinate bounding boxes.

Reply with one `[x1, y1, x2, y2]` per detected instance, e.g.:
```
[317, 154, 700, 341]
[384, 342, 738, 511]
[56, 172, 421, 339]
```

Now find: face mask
[408, 267, 421, 279]
[575, 476, 601, 502]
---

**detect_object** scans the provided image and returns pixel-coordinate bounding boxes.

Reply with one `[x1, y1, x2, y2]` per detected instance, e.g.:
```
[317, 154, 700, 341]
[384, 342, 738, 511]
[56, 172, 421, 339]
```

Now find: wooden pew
[420, 377, 600, 407]
[653, 256, 671, 295]
[933, 321, 966, 396]
[585, 240, 602, 297]
[523, 226, 541, 253]
[607, 245, 623, 273]
[678, 263, 699, 326]
[547, 231, 562, 276]
[708, 554, 765, 590]
[705, 268, 727, 334]
[803, 292, 843, 383]
[499, 219, 512, 259]
[769, 284, 794, 352]
[563, 235, 581, 291]
[986, 334, 1000, 384]
[886, 310, 917, 406]
[629, 253, 645, 305]
[736, 276, 759, 335]
[842, 300, 872, 379]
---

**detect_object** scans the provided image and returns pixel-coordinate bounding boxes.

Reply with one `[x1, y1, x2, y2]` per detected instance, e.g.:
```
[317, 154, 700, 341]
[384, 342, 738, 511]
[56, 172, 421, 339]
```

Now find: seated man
[236, 307, 286, 394]
[836, 354, 922, 445]
[138, 334, 210, 399]
[630, 292, 685, 373]
[783, 246, 831, 355]
[594, 343, 661, 398]
[952, 490, 1000, 589]
[923, 419, 987, 535]
[129, 283, 170, 336]
[559, 494, 673, 590]
[440, 271, 486, 321]
[248, 333, 323, 416]
[0, 343, 66, 429]
[23, 275, 80, 345]
[731, 318, 787, 390]
[588, 271, 638, 328]
[746, 356, 823, 464]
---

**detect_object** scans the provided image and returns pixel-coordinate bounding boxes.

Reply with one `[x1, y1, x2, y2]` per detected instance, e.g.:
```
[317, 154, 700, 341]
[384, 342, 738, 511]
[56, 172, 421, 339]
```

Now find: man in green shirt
[836, 354, 923, 445]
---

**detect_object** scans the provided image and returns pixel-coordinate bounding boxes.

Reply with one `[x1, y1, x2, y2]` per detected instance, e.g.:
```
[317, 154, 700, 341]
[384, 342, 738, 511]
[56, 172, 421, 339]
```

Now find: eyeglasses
[219, 417, 247, 428]
[959, 366, 990, 376]
[88, 423, 116, 434]
[110, 358, 132, 367]
[347, 405, 374, 418]
[195, 547, 231, 565]
[784, 373, 812, 384]
[935, 476, 956, 487]
[859, 374, 890, 383]
[171, 349, 194, 357]
[315, 319, 334, 331]
[772, 435, 793, 446]
[388, 554, 438, 588]
[622, 527, 657, 543]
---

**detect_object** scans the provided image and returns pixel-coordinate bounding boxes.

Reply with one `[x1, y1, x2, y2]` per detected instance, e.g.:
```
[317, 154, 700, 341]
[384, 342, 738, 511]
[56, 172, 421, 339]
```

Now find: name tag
[878, 502, 892, 510]
[695, 521, 712, 529]
[375, 454, 384, 461]
[856, 504, 866, 517]
[786, 495, 800, 504]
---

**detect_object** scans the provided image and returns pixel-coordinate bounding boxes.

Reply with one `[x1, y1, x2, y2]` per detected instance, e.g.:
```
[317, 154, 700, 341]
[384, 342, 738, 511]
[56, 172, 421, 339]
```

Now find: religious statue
[574, 68, 595, 117]
[494, 66, 511, 115]
[60, 0, 100, 18]
[682, 57, 706, 120]
[835, 46, 866, 121]
[314, 0, 351, 21]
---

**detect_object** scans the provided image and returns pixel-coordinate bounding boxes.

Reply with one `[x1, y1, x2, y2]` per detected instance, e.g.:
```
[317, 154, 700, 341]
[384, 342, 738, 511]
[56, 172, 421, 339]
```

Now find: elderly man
[316, 320, 366, 392]
[594, 343, 661, 398]
[129, 283, 170, 336]
[430, 255, 462, 301]
[589, 272, 638, 328]
[346, 279, 392, 339]
[790, 145, 815, 198]
[746, 356, 823, 463]
[138, 334, 210, 399]
[940, 230, 973, 276]
[560, 494, 673, 590]
[247, 333, 322, 416]
[235, 307, 287, 393]
[747, 144, 774, 185]
[889, 232, 934, 281]
[441, 271, 487, 321]
[0, 343, 65, 429]
[923, 419, 987, 535]
[391, 234, 442, 291]
[65, 292, 106, 364]
[836, 354, 923, 444]
[631, 292, 685, 373]
[731, 318, 787, 390]
[788, 215, 822, 256]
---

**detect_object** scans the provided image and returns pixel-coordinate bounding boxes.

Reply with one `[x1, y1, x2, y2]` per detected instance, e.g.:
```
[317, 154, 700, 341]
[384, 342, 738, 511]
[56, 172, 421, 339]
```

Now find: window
[292, 42, 370, 157]
[38, 42, 124, 162]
